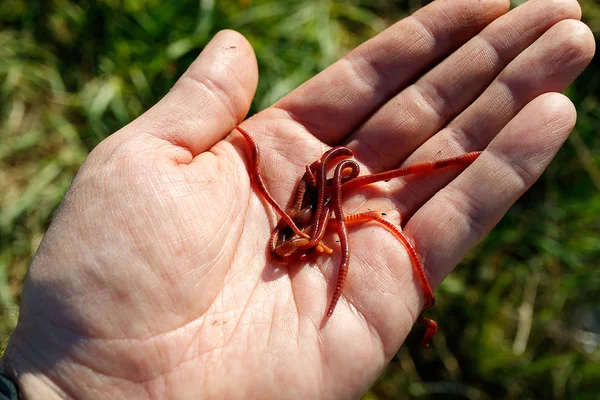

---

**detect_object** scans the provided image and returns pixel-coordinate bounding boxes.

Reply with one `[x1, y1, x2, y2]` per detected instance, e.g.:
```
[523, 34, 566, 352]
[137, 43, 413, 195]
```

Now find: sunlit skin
[1, 0, 593, 398]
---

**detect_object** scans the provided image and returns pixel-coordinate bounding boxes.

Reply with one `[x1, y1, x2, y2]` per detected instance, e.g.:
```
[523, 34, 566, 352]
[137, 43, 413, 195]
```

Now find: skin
[1, 0, 595, 399]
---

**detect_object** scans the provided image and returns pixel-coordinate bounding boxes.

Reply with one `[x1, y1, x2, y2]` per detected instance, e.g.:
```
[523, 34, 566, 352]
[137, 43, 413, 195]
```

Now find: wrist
[1, 335, 67, 400]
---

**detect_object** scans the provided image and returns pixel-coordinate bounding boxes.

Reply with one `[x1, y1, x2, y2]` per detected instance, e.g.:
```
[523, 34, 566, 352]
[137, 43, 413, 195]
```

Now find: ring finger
[384, 18, 594, 222]
[346, 0, 582, 172]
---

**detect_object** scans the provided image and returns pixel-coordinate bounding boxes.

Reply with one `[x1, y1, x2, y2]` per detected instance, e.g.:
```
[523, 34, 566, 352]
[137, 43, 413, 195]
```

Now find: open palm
[4, 0, 594, 399]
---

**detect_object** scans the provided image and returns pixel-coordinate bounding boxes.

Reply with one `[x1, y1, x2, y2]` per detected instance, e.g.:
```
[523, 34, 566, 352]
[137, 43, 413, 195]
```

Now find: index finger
[272, 0, 509, 145]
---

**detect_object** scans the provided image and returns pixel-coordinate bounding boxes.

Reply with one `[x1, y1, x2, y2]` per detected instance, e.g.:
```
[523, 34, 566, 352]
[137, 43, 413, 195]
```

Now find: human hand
[2, 0, 594, 398]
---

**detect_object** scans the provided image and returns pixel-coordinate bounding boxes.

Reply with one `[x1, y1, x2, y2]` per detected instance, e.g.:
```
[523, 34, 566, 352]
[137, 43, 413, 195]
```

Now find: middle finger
[346, 0, 582, 172]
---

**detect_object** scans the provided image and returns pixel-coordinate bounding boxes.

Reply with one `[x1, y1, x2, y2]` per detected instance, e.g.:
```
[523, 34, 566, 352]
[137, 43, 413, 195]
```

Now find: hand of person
[2, 0, 594, 398]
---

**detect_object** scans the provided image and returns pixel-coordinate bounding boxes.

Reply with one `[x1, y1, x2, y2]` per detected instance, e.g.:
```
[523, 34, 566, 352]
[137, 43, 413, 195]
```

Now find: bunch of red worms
[235, 125, 480, 347]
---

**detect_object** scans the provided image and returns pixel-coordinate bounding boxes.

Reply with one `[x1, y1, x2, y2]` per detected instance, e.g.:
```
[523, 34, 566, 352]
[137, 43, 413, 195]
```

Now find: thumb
[127, 30, 258, 156]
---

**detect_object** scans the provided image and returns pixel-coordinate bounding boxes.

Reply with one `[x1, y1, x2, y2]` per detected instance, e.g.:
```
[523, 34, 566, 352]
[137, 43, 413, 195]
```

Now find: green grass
[1, 0, 599, 398]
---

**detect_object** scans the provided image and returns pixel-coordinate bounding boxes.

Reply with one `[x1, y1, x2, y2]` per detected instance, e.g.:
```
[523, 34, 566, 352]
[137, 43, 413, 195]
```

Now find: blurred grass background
[1, 0, 599, 398]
